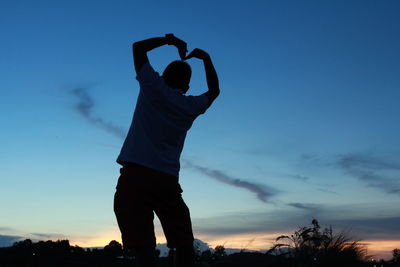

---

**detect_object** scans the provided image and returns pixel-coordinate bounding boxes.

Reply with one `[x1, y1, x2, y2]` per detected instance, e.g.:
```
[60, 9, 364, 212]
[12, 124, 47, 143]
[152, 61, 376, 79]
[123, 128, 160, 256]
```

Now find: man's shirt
[117, 62, 210, 177]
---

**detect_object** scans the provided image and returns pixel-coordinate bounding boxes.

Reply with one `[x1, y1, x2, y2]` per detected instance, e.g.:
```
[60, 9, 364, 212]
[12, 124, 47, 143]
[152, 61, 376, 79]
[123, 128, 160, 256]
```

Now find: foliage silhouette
[103, 240, 123, 258]
[0, 234, 398, 266]
[267, 218, 369, 267]
[213, 245, 227, 259]
[393, 248, 400, 263]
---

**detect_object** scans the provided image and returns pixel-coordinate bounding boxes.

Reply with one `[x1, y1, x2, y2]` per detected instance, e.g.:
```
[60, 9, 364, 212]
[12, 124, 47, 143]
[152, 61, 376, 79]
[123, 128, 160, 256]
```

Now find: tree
[214, 245, 227, 259]
[6, 239, 34, 264]
[200, 249, 212, 262]
[70, 245, 86, 257]
[393, 248, 400, 263]
[103, 240, 123, 258]
[13, 239, 33, 248]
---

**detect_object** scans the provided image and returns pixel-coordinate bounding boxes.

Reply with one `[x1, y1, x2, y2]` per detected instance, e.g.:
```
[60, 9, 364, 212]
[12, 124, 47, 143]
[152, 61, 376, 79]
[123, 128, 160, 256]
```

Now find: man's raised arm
[132, 34, 188, 74]
[185, 48, 220, 104]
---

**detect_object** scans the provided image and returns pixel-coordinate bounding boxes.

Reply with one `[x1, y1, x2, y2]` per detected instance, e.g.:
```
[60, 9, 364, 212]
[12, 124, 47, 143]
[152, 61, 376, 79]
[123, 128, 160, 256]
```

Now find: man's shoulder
[136, 62, 158, 80]
[168, 92, 210, 116]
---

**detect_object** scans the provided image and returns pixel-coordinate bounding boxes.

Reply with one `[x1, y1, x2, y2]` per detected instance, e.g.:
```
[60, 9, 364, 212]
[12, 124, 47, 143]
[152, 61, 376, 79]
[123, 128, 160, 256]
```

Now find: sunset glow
[68, 227, 399, 260]
[1, 0, 400, 264]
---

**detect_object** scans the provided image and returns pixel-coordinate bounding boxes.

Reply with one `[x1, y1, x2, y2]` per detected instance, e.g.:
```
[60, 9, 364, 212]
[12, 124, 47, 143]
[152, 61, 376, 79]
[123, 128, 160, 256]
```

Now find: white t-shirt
[117, 62, 210, 177]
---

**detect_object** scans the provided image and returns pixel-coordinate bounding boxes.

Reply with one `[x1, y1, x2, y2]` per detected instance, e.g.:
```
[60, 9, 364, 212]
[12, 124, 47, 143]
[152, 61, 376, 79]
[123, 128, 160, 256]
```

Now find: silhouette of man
[113, 34, 220, 267]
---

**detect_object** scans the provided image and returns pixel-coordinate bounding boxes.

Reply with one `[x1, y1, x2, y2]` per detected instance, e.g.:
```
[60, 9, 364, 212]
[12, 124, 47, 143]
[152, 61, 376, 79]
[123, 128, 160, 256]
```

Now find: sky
[1, 0, 400, 260]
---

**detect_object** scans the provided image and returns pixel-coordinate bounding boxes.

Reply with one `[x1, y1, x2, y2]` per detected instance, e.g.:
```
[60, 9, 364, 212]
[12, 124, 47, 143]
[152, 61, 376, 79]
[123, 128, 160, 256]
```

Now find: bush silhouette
[103, 240, 123, 258]
[214, 245, 227, 259]
[268, 219, 368, 267]
[393, 248, 400, 263]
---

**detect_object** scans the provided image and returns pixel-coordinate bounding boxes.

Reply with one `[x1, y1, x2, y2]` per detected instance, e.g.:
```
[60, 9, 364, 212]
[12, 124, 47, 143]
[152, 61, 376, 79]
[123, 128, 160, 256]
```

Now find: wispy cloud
[0, 226, 15, 232]
[70, 87, 126, 139]
[0, 235, 24, 247]
[299, 152, 400, 195]
[299, 153, 329, 167]
[69, 89, 277, 201]
[317, 188, 339, 195]
[338, 153, 400, 171]
[330, 216, 400, 240]
[287, 174, 310, 182]
[29, 232, 67, 240]
[337, 153, 400, 195]
[0, 232, 69, 247]
[184, 160, 278, 203]
[287, 202, 321, 212]
[193, 204, 400, 241]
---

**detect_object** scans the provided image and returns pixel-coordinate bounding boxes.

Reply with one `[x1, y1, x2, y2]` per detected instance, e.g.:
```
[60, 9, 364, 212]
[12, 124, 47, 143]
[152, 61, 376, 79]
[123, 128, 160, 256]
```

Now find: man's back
[117, 62, 210, 177]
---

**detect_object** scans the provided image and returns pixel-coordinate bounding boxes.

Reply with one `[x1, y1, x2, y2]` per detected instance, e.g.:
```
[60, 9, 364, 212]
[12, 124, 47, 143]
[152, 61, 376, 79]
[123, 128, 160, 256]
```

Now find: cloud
[0, 226, 15, 232]
[69, 89, 280, 203]
[287, 174, 310, 182]
[287, 202, 321, 212]
[29, 232, 67, 240]
[329, 216, 400, 240]
[193, 204, 400, 241]
[338, 153, 400, 171]
[316, 188, 339, 195]
[299, 153, 332, 167]
[0, 231, 71, 248]
[0, 235, 24, 247]
[184, 160, 278, 203]
[194, 206, 327, 237]
[70, 87, 126, 139]
[337, 153, 400, 195]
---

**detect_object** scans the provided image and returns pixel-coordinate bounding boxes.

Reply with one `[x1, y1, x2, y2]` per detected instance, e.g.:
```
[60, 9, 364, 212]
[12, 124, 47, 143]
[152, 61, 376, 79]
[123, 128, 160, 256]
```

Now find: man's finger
[179, 49, 187, 60]
[184, 51, 194, 60]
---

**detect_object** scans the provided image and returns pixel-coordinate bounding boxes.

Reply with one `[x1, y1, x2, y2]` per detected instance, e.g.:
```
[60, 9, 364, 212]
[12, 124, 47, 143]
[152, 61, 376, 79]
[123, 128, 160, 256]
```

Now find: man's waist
[119, 160, 179, 179]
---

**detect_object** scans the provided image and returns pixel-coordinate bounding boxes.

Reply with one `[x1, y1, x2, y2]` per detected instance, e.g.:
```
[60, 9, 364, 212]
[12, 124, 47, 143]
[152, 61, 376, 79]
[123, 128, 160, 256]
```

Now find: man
[113, 33, 220, 267]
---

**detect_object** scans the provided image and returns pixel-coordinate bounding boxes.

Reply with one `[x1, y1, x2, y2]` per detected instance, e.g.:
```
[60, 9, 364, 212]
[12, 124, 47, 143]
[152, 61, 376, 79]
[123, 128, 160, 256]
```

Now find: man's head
[162, 60, 192, 93]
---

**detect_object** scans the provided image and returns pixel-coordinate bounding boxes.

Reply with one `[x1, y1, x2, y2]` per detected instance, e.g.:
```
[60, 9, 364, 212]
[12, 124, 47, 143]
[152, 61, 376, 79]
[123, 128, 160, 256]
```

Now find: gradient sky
[1, 0, 400, 260]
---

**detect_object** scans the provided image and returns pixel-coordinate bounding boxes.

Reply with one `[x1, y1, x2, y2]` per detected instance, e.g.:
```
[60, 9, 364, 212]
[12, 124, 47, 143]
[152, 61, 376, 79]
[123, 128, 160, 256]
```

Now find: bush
[268, 219, 369, 267]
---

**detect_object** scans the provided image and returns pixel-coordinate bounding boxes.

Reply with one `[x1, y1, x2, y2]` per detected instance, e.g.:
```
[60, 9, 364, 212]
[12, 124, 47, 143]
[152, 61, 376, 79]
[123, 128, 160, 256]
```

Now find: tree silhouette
[393, 248, 400, 263]
[214, 245, 227, 259]
[103, 240, 123, 258]
[199, 249, 212, 262]
[2, 236, 399, 266]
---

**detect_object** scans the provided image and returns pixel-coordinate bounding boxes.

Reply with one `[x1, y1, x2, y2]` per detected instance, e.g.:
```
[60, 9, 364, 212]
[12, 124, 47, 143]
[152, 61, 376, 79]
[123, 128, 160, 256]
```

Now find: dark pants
[113, 163, 194, 266]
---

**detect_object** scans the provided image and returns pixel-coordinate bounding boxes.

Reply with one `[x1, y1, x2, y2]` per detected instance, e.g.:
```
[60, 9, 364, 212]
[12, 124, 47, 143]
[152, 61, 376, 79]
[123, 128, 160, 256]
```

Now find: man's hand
[185, 48, 210, 61]
[166, 34, 188, 60]
[132, 34, 188, 73]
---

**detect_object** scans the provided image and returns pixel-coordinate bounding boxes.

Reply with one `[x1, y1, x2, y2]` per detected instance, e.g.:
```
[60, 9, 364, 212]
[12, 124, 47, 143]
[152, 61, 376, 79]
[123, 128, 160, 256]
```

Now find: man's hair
[162, 60, 192, 92]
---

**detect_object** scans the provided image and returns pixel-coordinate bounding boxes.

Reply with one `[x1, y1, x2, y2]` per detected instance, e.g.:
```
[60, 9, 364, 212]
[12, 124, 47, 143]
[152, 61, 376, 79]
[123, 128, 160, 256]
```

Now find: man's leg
[113, 167, 157, 267]
[153, 179, 195, 267]
[133, 246, 157, 267]
[174, 244, 195, 267]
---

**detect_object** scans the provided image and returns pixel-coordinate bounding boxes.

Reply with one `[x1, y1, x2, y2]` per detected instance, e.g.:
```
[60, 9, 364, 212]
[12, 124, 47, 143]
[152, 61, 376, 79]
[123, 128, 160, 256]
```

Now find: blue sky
[1, 0, 400, 260]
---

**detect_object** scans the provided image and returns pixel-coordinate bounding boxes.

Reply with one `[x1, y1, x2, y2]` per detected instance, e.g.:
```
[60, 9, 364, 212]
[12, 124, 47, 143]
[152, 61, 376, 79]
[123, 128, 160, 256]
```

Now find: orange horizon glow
[65, 230, 398, 261]
[363, 240, 400, 261]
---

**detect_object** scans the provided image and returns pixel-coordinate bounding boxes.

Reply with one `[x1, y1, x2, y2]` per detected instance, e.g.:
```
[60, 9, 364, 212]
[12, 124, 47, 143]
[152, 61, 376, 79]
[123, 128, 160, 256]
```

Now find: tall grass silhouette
[267, 218, 369, 267]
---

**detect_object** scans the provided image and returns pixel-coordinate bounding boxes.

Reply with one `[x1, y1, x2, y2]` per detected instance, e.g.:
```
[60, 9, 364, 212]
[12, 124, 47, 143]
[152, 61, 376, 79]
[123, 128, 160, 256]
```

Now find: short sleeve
[136, 62, 168, 98]
[136, 62, 161, 84]
[182, 92, 210, 116]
